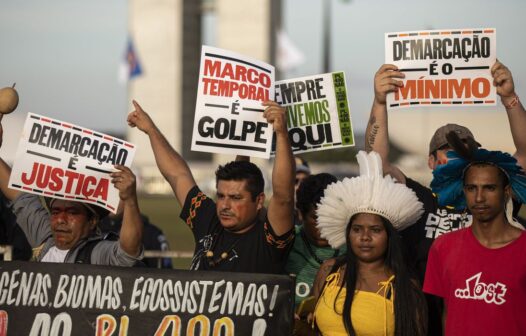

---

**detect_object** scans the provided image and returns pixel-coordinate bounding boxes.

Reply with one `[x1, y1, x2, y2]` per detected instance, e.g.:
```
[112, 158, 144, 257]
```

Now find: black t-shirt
[402, 178, 473, 282]
[180, 186, 294, 274]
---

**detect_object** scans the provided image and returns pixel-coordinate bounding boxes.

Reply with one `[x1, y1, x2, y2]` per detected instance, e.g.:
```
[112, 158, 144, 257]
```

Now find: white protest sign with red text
[385, 28, 496, 109]
[9, 113, 136, 213]
[191, 45, 275, 158]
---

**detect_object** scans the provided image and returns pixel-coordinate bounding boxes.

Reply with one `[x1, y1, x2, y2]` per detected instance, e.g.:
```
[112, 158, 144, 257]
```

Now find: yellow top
[314, 272, 395, 336]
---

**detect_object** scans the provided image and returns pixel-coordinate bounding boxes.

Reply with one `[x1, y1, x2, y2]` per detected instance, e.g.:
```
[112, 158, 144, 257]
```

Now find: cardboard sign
[8, 113, 136, 213]
[273, 71, 354, 155]
[191, 45, 275, 159]
[385, 28, 497, 109]
[0, 261, 294, 335]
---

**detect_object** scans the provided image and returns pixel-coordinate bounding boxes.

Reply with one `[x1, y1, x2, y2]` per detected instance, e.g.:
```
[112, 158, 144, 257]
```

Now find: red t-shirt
[424, 227, 526, 335]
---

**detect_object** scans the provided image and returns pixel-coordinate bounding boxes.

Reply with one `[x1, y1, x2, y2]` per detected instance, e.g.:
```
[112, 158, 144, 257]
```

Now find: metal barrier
[143, 250, 194, 268]
[143, 250, 194, 259]
[0, 247, 192, 266]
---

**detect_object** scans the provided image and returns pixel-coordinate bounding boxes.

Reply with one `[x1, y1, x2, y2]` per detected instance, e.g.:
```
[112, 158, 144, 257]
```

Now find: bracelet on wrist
[504, 95, 520, 109]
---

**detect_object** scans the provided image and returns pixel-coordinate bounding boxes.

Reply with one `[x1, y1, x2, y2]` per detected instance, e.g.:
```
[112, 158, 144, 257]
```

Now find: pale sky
[1, 0, 526, 160]
[0, 0, 127, 133]
[284, 0, 526, 130]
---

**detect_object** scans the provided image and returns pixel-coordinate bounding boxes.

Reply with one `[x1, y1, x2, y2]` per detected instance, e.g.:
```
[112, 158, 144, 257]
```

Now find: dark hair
[463, 162, 510, 187]
[215, 161, 264, 201]
[296, 173, 337, 215]
[331, 214, 427, 336]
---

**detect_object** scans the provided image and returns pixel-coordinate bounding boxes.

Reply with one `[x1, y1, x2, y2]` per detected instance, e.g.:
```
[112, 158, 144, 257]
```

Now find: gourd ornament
[0, 83, 19, 114]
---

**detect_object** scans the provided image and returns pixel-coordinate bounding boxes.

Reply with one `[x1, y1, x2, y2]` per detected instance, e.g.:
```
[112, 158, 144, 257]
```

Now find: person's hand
[127, 100, 156, 134]
[263, 100, 287, 134]
[110, 165, 137, 202]
[491, 60, 516, 100]
[0, 114, 3, 148]
[374, 64, 405, 105]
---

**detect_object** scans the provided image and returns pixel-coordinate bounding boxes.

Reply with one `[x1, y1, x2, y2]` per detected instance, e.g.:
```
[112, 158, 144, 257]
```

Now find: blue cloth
[430, 149, 526, 210]
[126, 38, 142, 79]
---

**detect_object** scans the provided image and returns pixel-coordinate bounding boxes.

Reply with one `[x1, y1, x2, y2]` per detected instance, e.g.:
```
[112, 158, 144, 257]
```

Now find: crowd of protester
[1, 59, 525, 335]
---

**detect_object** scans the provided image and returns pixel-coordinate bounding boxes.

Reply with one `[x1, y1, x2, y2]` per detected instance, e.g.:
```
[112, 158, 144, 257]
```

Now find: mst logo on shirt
[424, 208, 472, 239]
[455, 272, 507, 305]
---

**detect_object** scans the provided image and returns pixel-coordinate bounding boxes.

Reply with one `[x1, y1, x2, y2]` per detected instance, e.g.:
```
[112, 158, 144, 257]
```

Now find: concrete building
[127, 0, 279, 194]
[127, 0, 202, 194]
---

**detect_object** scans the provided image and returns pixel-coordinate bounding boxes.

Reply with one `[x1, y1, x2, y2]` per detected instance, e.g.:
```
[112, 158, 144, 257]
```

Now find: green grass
[137, 194, 274, 269]
[138, 196, 194, 269]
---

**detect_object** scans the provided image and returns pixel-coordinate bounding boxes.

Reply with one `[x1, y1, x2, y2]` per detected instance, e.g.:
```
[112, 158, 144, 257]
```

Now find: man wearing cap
[365, 60, 526, 334]
[0, 120, 143, 266]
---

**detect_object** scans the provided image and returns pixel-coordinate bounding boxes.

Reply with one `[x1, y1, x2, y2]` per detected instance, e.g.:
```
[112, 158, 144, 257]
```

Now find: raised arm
[264, 101, 295, 236]
[127, 100, 196, 205]
[365, 64, 406, 183]
[492, 61, 526, 170]
[110, 165, 143, 257]
[0, 116, 20, 201]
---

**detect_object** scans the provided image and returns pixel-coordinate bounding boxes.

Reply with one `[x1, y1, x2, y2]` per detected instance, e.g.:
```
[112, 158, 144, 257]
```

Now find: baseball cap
[295, 157, 311, 175]
[429, 124, 480, 154]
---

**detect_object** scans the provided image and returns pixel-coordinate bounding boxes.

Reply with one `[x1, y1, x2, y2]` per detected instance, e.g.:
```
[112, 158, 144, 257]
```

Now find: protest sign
[0, 261, 294, 335]
[8, 113, 136, 213]
[273, 71, 354, 155]
[191, 45, 275, 159]
[385, 28, 496, 109]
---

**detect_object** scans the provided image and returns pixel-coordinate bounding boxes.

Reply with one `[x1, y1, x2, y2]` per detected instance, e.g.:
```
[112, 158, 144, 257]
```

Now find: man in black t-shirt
[365, 61, 526, 334]
[128, 100, 295, 274]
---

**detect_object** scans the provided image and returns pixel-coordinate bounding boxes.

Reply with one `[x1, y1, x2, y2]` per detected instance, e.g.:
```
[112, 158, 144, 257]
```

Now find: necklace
[204, 228, 242, 268]
[301, 230, 339, 265]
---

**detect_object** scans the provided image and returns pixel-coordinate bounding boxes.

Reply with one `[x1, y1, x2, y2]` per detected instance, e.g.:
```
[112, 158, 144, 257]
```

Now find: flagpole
[322, 0, 331, 73]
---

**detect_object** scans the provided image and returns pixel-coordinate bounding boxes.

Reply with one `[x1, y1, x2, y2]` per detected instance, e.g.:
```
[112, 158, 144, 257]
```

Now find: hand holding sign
[374, 64, 405, 105]
[127, 100, 156, 135]
[9, 114, 136, 213]
[110, 165, 137, 202]
[491, 61, 516, 100]
[111, 165, 141, 257]
[385, 28, 497, 108]
[263, 101, 287, 135]
[191, 46, 275, 158]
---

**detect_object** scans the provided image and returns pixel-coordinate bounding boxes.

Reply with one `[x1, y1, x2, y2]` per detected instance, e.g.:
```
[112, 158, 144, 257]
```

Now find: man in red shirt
[424, 153, 526, 335]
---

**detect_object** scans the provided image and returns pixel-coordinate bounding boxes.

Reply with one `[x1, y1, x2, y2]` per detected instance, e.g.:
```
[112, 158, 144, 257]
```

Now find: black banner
[0, 261, 294, 335]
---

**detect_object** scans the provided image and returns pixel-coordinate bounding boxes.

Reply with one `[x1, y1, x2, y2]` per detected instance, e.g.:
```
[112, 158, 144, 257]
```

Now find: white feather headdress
[316, 151, 424, 249]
